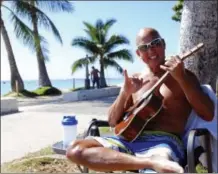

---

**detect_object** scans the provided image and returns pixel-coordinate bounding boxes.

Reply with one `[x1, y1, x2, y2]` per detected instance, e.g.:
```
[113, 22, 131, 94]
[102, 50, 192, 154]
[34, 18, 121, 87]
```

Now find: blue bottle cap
[62, 116, 78, 126]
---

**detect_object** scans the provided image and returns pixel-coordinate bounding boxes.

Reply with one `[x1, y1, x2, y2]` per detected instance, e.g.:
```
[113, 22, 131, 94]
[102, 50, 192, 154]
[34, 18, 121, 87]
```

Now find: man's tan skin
[66, 28, 214, 173]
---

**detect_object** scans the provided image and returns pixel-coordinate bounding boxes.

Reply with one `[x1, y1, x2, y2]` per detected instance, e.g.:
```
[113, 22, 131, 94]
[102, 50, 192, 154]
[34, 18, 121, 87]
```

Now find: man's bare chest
[132, 76, 186, 108]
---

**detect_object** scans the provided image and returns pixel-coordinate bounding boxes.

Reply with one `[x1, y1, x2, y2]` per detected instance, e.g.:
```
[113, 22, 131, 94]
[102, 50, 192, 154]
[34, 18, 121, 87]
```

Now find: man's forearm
[177, 73, 214, 121]
[108, 90, 130, 127]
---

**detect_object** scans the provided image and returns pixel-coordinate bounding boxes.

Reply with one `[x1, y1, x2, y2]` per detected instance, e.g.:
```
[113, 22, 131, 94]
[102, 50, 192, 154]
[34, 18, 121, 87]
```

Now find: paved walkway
[1, 96, 116, 164]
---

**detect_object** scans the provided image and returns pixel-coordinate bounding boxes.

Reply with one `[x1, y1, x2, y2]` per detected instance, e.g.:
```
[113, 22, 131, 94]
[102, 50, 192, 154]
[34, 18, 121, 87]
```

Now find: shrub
[32, 86, 62, 96]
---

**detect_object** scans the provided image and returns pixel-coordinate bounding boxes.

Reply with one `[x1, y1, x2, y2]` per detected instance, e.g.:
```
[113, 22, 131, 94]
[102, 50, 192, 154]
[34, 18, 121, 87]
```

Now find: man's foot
[150, 156, 184, 173]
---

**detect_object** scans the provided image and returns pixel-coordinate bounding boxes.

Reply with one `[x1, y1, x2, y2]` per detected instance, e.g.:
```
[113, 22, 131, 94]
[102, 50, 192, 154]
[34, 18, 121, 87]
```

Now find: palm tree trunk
[1, 17, 24, 92]
[31, 11, 52, 87]
[99, 57, 107, 88]
[180, 1, 218, 91]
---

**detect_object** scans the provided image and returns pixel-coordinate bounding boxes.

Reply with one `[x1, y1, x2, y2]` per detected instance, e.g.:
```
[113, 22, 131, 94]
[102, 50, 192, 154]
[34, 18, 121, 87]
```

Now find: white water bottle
[62, 116, 78, 147]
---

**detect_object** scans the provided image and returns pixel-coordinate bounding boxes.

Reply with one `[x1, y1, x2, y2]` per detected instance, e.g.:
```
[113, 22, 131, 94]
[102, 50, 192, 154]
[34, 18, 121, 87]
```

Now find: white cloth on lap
[182, 84, 217, 172]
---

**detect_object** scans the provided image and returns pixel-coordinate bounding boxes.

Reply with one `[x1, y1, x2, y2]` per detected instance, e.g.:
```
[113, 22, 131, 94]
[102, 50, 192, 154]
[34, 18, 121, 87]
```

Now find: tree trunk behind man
[180, 1, 217, 91]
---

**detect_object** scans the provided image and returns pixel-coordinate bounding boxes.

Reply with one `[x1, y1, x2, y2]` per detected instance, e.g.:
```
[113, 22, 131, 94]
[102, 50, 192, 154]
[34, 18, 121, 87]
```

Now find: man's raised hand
[122, 70, 148, 97]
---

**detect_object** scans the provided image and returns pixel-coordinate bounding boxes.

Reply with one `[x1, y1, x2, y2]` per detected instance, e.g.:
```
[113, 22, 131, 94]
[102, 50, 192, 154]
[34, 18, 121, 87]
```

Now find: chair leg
[187, 129, 213, 173]
[201, 132, 213, 172]
[187, 130, 196, 173]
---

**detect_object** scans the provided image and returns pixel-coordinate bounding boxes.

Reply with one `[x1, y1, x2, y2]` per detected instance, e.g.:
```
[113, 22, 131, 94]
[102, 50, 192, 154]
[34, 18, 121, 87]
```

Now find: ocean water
[1, 78, 124, 96]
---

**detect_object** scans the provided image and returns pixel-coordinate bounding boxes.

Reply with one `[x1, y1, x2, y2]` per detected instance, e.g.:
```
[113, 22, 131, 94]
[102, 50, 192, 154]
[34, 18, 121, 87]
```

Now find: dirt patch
[1, 146, 81, 173]
[1, 156, 81, 173]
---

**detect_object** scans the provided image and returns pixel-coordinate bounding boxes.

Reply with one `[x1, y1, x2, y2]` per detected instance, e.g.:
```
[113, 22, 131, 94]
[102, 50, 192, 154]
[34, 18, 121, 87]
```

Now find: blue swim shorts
[88, 131, 185, 173]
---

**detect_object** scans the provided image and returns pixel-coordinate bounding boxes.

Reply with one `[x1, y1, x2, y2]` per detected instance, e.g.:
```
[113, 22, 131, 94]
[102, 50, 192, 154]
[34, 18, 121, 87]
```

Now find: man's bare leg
[66, 139, 184, 173]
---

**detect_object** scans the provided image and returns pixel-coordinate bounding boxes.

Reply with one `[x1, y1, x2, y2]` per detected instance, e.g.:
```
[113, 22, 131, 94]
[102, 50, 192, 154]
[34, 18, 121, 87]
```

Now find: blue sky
[1, 1, 180, 81]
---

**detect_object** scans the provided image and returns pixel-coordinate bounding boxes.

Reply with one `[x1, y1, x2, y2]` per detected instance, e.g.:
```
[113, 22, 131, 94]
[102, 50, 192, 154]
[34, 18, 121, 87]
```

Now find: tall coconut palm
[71, 19, 133, 87]
[180, 1, 217, 91]
[11, 0, 74, 87]
[1, 0, 37, 92]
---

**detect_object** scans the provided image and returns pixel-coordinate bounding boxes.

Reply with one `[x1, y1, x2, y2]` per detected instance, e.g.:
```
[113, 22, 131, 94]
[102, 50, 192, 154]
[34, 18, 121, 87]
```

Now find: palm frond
[106, 49, 133, 63]
[83, 19, 116, 45]
[11, 12, 35, 52]
[11, 1, 63, 44]
[95, 19, 105, 44]
[105, 35, 130, 52]
[87, 55, 98, 64]
[103, 59, 123, 74]
[103, 18, 116, 35]
[34, 7, 63, 44]
[10, 0, 35, 23]
[83, 21, 98, 41]
[35, 0, 74, 13]
[84, 29, 97, 41]
[71, 57, 89, 74]
[3, 4, 47, 54]
[96, 19, 104, 30]
[72, 37, 100, 54]
[83, 21, 95, 31]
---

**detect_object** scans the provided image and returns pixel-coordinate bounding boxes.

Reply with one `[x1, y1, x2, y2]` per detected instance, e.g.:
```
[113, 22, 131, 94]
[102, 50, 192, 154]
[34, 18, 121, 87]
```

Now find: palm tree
[1, 0, 36, 92]
[71, 55, 94, 89]
[12, 0, 74, 87]
[180, 1, 217, 91]
[71, 19, 133, 87]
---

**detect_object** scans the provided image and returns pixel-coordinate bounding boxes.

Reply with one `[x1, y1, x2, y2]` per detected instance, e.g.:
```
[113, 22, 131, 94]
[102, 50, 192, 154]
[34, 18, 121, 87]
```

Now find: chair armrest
[187, 128, 212, 173]
[85, 118, 110, 137]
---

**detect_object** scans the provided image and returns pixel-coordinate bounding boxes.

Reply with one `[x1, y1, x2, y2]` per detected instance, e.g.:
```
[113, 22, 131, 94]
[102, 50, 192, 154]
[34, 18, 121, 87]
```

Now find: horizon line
[1, 77, 124, 82]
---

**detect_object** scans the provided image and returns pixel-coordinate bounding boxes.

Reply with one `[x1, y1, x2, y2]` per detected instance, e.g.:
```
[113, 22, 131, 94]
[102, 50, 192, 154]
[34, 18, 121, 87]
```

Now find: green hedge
[32, 86, 62, 96]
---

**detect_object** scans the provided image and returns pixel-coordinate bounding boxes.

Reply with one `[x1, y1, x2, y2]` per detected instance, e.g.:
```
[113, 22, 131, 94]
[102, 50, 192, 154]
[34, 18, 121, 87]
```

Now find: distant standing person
[91, 66, 100, 88]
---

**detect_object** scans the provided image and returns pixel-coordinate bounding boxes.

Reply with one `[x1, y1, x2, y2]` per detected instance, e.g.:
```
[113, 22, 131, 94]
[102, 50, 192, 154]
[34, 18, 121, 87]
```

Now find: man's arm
[108, 70, 147, 127]
[160, 56, 214, 121]
[177, 70, 214, 121]
[108, 90, 133, 127]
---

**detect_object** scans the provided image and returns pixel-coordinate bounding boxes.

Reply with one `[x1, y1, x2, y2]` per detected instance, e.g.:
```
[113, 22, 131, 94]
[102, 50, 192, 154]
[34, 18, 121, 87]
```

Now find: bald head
[136, 28, 161, 46]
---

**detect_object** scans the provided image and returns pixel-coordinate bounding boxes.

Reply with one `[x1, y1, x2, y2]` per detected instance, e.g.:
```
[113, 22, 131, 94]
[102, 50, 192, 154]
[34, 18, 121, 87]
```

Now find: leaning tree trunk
[180, 1, 218, 92]
[1, 18, 24, 92]
[32, 12, 52, 87]
[99, 57, 107, 88]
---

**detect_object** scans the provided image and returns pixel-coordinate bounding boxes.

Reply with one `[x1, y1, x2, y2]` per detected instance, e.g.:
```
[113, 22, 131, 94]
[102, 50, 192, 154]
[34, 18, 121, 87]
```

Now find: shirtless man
[91, 66, 100, 88]
[66, 28, 214, 173]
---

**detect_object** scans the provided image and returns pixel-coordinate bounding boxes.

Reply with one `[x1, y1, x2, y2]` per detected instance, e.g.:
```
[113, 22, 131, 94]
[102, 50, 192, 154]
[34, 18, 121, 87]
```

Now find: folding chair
[79, 84, 217, 173]
[74, 84, 216, 173]
[77, 118, 213, 173]
[182, 84, 217, 172]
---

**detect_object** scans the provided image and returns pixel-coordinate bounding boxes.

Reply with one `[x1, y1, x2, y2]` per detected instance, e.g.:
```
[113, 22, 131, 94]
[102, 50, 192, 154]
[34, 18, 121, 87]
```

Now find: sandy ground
[1, 96, 116, 164]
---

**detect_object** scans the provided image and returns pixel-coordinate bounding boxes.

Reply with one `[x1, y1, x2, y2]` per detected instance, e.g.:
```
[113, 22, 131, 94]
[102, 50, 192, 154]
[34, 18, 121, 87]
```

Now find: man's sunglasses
[138, 38, 164, 52]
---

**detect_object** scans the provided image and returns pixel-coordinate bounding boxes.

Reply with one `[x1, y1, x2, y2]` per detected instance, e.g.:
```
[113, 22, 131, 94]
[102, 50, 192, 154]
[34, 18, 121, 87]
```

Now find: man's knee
[66, 140, 84, 162]
[66, 139, 102, 163]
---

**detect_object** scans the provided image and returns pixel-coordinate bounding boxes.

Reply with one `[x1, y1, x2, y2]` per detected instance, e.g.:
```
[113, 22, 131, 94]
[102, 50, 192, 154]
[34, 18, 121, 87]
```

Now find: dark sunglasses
[138, 38, 164, 52]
